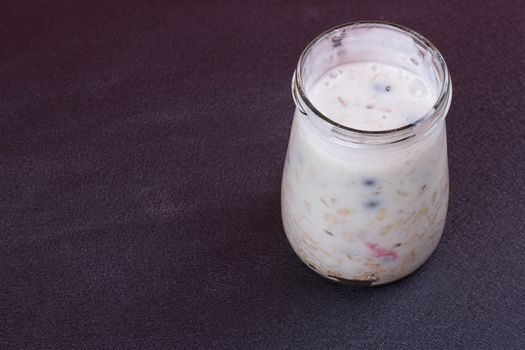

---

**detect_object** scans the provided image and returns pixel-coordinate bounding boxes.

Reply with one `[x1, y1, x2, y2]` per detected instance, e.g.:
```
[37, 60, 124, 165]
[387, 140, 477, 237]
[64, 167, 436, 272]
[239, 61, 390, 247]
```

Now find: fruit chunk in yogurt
[281, 61, 449, 285]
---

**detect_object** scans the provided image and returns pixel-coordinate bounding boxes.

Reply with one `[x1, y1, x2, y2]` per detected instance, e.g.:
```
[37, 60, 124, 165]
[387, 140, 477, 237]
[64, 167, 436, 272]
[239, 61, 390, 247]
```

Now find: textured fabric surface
[1, 0, 524, 349]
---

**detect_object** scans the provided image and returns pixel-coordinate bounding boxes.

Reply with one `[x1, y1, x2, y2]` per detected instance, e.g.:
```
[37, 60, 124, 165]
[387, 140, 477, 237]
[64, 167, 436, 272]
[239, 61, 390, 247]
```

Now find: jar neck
[291, 21, 452, 146]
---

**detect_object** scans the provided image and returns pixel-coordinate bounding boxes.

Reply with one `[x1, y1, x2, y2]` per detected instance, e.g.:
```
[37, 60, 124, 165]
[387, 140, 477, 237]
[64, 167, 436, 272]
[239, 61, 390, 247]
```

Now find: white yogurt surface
[308, 62, 435, 130]
[282, 61, 449, 285]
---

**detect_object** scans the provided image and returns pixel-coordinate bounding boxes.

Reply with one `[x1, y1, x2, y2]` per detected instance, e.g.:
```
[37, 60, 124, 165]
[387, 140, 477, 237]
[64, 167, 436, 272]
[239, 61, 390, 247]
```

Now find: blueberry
[362, 178, 376, 186]
[365, 200, 380, 209]
[385, 85, 391, 92]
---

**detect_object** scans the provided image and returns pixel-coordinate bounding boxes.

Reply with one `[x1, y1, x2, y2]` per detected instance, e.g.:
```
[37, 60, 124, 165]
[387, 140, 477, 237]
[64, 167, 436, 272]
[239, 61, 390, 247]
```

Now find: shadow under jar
[281, 22, 452, 286]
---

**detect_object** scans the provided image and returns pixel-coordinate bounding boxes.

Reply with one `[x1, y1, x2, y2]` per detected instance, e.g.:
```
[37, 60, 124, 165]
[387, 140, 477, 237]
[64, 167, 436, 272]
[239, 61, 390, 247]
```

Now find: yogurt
[282, 22, 451, 286]
[308, 62, 434, 130]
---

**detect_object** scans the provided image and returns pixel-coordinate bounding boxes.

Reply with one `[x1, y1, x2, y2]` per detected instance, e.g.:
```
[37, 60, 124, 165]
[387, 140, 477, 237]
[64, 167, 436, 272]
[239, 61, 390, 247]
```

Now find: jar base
[326, 275, 379, 287]
[305, 255, 435, 288]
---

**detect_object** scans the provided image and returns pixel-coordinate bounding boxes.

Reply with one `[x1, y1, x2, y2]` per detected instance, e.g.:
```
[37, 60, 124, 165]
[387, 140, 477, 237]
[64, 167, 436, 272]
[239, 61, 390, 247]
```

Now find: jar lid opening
[293, 21, 452, 145]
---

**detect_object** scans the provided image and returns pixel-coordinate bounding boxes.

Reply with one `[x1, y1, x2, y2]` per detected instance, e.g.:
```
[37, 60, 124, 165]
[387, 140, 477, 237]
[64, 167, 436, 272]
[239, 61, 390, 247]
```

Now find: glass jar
[281, 21, 452, 286]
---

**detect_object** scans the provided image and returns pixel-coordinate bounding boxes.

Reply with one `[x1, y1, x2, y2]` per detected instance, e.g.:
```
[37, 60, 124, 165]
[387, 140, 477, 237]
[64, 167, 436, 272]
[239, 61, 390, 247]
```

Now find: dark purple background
[2, 0, 524, 348]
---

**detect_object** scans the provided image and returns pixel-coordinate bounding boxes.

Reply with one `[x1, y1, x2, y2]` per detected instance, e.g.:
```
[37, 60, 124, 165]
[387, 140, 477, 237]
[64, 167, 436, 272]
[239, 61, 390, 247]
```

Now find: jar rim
[293, 21, 452, 144]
